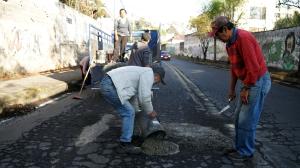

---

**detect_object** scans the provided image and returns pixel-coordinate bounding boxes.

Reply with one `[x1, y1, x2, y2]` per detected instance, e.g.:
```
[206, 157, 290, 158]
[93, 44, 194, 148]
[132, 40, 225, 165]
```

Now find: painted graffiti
[262, 31, 299, 71]
[282, 32, 298, 70]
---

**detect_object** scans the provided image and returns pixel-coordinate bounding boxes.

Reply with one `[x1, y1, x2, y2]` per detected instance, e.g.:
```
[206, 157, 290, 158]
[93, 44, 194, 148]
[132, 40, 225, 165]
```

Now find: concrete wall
[0, 0, 113, 77]
[180, 26, 300, 71]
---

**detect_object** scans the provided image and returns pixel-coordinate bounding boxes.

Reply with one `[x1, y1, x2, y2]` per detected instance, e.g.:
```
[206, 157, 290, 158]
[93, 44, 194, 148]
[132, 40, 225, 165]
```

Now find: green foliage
[59, 0, 106, 18]
[190, 13, 211, 37]
[274, 11, 300, 29]
[206, 0, 245, 21]
[189, 0, 245, 37]
[133, 17, 154, 30]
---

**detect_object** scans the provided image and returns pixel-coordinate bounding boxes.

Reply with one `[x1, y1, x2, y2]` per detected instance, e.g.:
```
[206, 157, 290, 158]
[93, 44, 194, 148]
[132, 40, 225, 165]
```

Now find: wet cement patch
[140, 122, 231, 156]
[141, 138, 179, 156]
[163, 122, 232, 151]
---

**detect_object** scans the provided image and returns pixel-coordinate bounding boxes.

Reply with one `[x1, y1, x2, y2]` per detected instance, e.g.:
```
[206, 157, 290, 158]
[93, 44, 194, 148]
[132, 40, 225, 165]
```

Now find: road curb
[0, 68, 82, 115]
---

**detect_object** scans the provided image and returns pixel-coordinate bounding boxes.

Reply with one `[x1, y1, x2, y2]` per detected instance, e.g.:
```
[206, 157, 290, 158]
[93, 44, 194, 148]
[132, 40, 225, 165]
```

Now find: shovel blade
[218, 105, 230, 114]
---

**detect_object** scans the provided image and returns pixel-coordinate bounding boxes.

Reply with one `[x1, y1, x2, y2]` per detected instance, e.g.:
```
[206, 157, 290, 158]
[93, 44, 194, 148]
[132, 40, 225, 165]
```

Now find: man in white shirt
[99, 65, 165, 154]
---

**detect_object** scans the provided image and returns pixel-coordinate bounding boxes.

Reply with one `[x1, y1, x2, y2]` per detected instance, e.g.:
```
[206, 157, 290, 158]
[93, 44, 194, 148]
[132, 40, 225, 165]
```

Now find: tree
[190, 0, 245, 61]
[277, 0, 300, 8]
[274, 11, 300, 29]
[190, 13, 211, 60]
[206, 0, 245, 23]
[133, 17, 153, 31]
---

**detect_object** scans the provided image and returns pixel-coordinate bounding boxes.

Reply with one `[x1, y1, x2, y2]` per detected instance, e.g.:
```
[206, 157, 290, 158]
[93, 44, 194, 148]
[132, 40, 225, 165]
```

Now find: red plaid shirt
[226, 29, 267, 86]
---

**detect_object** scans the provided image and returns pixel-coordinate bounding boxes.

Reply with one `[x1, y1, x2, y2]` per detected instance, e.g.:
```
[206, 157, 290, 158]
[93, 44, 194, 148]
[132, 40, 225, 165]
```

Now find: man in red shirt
[209, 16, 271, 161]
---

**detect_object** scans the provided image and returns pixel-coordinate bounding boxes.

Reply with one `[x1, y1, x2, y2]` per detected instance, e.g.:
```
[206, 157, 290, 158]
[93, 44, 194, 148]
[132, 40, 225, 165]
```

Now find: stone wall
[0, 0, 113, 77]
[181, 27, 300, 71]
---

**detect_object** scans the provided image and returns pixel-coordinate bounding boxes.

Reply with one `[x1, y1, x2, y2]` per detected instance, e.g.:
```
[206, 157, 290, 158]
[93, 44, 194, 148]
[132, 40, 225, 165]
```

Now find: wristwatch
[242, 86, 251, 90]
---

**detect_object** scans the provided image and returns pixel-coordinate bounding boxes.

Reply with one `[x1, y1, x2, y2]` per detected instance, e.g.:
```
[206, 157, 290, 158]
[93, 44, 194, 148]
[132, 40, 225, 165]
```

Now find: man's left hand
[147, 111, 157, 119]
[240, 88, 249, 104]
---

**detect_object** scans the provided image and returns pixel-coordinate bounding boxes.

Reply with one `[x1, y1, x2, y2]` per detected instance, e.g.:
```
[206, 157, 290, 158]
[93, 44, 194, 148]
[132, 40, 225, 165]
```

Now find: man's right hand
[147, 111, 157, 119]
[228, 91, 236, 102]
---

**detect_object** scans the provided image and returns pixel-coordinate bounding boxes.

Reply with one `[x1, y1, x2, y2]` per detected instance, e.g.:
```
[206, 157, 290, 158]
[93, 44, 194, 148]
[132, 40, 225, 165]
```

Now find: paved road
[169, 58, 300, 167]
[0, 59, 299, 167]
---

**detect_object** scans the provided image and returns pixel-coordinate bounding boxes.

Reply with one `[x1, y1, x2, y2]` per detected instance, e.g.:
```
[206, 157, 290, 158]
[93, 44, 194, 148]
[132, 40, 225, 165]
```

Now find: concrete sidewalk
[0, 68, 82, 114]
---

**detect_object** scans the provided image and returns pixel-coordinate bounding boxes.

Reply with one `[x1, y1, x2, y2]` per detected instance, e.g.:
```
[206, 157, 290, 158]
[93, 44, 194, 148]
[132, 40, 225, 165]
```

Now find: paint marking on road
[37, 93, 70, 108]
[75, 114, 115, 147]
[0, 117, 14, 125]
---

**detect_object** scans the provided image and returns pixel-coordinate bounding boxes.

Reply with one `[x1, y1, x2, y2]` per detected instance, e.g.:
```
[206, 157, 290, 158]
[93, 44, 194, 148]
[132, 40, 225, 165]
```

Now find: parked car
[160, 50, 171, 61]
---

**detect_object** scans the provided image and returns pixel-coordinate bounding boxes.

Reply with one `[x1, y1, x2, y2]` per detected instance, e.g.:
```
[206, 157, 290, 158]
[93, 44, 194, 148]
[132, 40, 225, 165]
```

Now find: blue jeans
[99, 75, 135, 142]
[234, 72, 271, 156]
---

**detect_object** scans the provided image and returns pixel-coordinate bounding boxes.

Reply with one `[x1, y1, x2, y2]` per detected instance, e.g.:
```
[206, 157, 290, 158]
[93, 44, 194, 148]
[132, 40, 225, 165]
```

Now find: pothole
[141, 137, 179, 156]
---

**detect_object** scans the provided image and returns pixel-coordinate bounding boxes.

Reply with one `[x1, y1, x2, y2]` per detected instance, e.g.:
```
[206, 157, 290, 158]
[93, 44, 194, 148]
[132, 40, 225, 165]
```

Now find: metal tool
[218, 99, 232, 114]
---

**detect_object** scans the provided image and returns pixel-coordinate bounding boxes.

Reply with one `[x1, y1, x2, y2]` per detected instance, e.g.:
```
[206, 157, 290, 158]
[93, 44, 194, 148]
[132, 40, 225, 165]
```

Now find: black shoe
[227, 151, 253, 162]
[223, 148, 237, 155]
[117, 142, 142, 154]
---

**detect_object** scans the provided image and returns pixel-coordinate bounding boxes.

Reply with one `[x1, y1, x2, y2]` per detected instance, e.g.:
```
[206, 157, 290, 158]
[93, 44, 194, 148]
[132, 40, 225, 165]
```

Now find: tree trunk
[214, 37, 216, 61]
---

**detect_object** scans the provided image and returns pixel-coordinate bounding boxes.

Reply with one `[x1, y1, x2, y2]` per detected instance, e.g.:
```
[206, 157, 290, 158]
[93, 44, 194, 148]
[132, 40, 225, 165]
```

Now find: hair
[226, 21, 235, 30]
[217, 21, 235, 34]
[141, 32, 151, 42]
[284, 32, 295, 53]
[119, 8, 127, 14]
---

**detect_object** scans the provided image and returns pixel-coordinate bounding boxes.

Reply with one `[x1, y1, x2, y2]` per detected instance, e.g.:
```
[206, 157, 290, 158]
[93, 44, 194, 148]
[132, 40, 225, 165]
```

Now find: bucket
[133, 111, 166, 139]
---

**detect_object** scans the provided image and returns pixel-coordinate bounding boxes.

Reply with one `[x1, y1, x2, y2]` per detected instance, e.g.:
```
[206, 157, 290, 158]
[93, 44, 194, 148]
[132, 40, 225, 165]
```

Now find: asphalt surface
[0, 58, 299, 167]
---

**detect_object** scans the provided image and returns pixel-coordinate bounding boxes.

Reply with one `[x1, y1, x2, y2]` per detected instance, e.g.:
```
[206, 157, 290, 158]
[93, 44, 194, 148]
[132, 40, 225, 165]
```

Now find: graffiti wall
[0, 0, 110, 76]
[255, 27, 300, 71]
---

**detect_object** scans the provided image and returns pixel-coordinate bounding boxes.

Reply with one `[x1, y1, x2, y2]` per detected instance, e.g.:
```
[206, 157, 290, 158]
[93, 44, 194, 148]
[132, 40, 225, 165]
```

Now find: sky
[103, 0, 207, 26]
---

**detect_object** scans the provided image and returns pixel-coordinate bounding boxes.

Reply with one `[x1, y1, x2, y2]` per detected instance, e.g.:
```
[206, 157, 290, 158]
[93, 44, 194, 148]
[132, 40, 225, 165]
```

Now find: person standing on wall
[209, 16, 271, 162]
[113, 8, 131, 63]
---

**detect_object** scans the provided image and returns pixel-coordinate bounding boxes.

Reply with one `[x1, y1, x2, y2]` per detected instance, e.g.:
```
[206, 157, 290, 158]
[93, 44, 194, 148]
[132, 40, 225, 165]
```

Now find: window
[250, 7, 266, 19]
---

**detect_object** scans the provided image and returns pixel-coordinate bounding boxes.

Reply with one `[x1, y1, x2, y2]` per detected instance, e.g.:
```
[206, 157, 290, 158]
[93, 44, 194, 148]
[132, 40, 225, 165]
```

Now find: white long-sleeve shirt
[107, 66, 154, 113]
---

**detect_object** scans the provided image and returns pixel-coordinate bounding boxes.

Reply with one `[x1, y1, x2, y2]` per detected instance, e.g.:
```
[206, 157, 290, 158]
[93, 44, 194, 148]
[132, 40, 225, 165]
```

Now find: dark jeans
[113, 35, 128, 62]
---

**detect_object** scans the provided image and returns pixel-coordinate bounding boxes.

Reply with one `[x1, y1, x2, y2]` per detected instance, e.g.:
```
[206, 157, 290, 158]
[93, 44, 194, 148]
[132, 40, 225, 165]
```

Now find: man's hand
[240, 88, 249, 104]
[147, 111, 157, 119]
[228, 90, 236, 102]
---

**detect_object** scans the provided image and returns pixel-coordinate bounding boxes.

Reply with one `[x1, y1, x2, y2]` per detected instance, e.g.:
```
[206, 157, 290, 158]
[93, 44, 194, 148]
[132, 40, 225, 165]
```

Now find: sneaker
[227, 151, 253, 162]
[117, 142, 142, 154]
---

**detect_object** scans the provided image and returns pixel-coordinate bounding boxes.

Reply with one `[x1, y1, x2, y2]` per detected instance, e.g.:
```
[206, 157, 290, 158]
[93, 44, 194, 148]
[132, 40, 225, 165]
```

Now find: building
[235, 0, 300, 31]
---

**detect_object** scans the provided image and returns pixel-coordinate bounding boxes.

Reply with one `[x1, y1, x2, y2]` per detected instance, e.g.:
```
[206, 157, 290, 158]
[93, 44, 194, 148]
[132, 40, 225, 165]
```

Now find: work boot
[117, 142, 142, 154]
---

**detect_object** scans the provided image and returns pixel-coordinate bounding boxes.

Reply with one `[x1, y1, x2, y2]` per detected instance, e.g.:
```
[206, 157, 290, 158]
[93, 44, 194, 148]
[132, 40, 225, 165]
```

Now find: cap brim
[208, 29, 218, 37]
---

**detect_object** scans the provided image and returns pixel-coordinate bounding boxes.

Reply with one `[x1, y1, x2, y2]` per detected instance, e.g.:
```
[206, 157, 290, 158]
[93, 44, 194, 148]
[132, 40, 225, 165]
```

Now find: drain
[141, 138, 179, 156]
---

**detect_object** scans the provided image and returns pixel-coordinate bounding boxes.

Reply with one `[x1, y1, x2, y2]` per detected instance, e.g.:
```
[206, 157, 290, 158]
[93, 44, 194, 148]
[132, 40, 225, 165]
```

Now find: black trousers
[113, 35, 128, 62]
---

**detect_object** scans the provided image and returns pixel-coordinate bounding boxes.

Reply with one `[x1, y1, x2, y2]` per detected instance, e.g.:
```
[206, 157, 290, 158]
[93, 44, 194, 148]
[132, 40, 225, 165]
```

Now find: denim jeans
[234, 72, 271, 156]
[99, 75, 135, 143]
